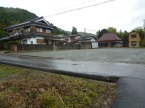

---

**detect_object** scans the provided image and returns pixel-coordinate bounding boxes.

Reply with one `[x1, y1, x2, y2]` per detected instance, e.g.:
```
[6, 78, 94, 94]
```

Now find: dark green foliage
[53, 28, 69, 35]
[71, 26, 78, 35]
[133, 27, 145, 47]
[0, 7, 37, 37]
[7, 41, 18, 47]
[97, 29, 108, 39]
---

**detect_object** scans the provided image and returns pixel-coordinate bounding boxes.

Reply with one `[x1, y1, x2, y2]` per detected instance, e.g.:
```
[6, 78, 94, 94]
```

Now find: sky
[1, 0, 145, 34]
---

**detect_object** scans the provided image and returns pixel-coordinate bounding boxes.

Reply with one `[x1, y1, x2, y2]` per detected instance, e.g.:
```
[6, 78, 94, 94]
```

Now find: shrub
[7, 41, 18, 47]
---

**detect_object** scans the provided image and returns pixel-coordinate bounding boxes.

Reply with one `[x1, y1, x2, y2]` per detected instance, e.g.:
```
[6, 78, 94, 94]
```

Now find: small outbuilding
[76, 36, 98, 48]
[97, 33, 123, 48]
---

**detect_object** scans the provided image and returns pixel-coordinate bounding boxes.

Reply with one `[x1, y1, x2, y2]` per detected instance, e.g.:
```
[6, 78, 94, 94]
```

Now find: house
[97, 33, 123, 48]
[67, 34, 82, 43]
[44, 34, 81, 45]
[0, 16, 56, 48]
[76, 36, 98, 48]
[128, 31, 140, 47]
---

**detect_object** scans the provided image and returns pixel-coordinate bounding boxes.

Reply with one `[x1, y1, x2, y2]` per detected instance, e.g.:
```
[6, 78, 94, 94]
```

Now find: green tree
[133, 27, 145, 47]
[53, 28, 69, 35]
[96, 30, 100, 39]
[97, 29, 108, 39]
[71, 26, 78, 35]
[133, 27, 144, 39]
[107, 27, 117, 33]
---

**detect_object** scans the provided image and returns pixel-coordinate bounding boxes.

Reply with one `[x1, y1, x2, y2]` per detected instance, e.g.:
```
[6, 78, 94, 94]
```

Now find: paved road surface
[0, 48, 145, 108]
[16, 48, 145, 64]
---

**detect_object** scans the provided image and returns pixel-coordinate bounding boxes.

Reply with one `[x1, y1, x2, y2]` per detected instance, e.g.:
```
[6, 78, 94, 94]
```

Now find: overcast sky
[1, 0, 145, 33]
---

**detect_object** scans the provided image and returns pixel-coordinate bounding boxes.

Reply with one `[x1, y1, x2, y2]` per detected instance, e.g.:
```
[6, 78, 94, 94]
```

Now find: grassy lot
[0, 64, 116, 108]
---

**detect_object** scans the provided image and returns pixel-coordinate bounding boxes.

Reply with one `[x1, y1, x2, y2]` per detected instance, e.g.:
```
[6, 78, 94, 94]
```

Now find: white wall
[92, 42, 98, 48]
[21, 37, 45, 44]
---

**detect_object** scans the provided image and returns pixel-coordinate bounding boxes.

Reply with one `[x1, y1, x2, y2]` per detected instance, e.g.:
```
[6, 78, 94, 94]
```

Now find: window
[22, 40, 27, 44]
[131, 34, 136, 38]
[25, 28, 30, 32]
[37, 28, 43, 32]
[131, 41, 136, 46]
[37, 39, 45, 43]
[46, 29, 51, 33]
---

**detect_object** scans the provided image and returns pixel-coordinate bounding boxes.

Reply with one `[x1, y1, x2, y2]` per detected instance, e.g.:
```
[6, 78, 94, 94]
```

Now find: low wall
[17, 44, 53, 51]
[17, 43, 92, 51]
[56, 44, 80, 50]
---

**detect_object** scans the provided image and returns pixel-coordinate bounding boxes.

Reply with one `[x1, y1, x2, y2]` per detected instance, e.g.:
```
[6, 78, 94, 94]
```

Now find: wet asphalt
[0, 48, 145, 108]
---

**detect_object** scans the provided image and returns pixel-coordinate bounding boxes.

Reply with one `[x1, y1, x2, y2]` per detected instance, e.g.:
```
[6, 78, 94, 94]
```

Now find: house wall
[21, 37, 45, 44]
[9, 25, 53, 36]
[129, 32, 140, 47]
[74, 36, 81, 42]
[32, 26, 53, 35]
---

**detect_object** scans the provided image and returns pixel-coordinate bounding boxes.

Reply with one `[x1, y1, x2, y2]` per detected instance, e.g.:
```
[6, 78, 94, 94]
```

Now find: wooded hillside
[0, 7, 37, 37]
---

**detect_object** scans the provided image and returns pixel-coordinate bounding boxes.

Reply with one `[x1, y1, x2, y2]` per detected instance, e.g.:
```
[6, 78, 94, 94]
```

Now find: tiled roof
[77, 36, 96, 42]
[5, 16, 55, 30]
[97, 33, 122, 42]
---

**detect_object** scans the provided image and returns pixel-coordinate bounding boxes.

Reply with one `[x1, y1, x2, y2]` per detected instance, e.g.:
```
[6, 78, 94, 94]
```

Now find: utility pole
[143, 20, 145, 41]
[84, 28, 86, 37]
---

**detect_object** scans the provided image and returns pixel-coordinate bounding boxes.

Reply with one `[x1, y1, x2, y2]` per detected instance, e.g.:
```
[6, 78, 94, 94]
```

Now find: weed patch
[0, 64, 117, 108]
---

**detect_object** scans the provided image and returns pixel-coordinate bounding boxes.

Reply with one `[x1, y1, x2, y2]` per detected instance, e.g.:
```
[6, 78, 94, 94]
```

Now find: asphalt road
[0, 48, 145, 108]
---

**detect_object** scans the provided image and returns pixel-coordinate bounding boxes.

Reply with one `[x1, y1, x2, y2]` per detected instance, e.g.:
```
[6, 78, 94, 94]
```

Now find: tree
[0, 7, 37, 37]
[97, 29, 108, 39]
[96, 30, 100, 39]
[107, 27, 117, 33]
[53, 28, 69, 35]
[121, 30, 129, 47]
[133, 27, 144, 39]
[133, 27, 145, 47]
[71, 26, 78, 35]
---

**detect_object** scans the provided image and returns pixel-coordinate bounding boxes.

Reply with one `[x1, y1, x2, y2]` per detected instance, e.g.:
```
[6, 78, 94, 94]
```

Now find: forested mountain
[0, 7, 37, 37]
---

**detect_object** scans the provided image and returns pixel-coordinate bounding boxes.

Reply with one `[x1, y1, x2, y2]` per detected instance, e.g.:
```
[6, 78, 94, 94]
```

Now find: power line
[39, 0, 98, 16]
[44, 0, 115, 18]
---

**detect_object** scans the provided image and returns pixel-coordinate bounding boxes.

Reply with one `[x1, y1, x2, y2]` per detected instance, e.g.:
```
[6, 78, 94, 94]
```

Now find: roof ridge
[5, 16, 44, 29]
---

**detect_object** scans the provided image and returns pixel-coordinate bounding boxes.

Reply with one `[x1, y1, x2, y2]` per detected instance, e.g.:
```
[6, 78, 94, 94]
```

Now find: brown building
[98, 33, 123, 48]
[129, 31, 140, 47]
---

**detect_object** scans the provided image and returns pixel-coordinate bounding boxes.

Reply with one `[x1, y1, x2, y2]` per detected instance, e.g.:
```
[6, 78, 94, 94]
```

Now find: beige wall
[129, 32, 140, 47]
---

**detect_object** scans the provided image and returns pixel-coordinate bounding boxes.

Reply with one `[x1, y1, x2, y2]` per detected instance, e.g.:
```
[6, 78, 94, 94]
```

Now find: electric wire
[44, 0, 115, 18]
[39, 0, 98, 15]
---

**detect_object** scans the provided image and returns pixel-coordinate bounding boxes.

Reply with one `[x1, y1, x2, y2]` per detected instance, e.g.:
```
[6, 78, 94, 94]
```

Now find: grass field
[0, 64, 116, 108]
